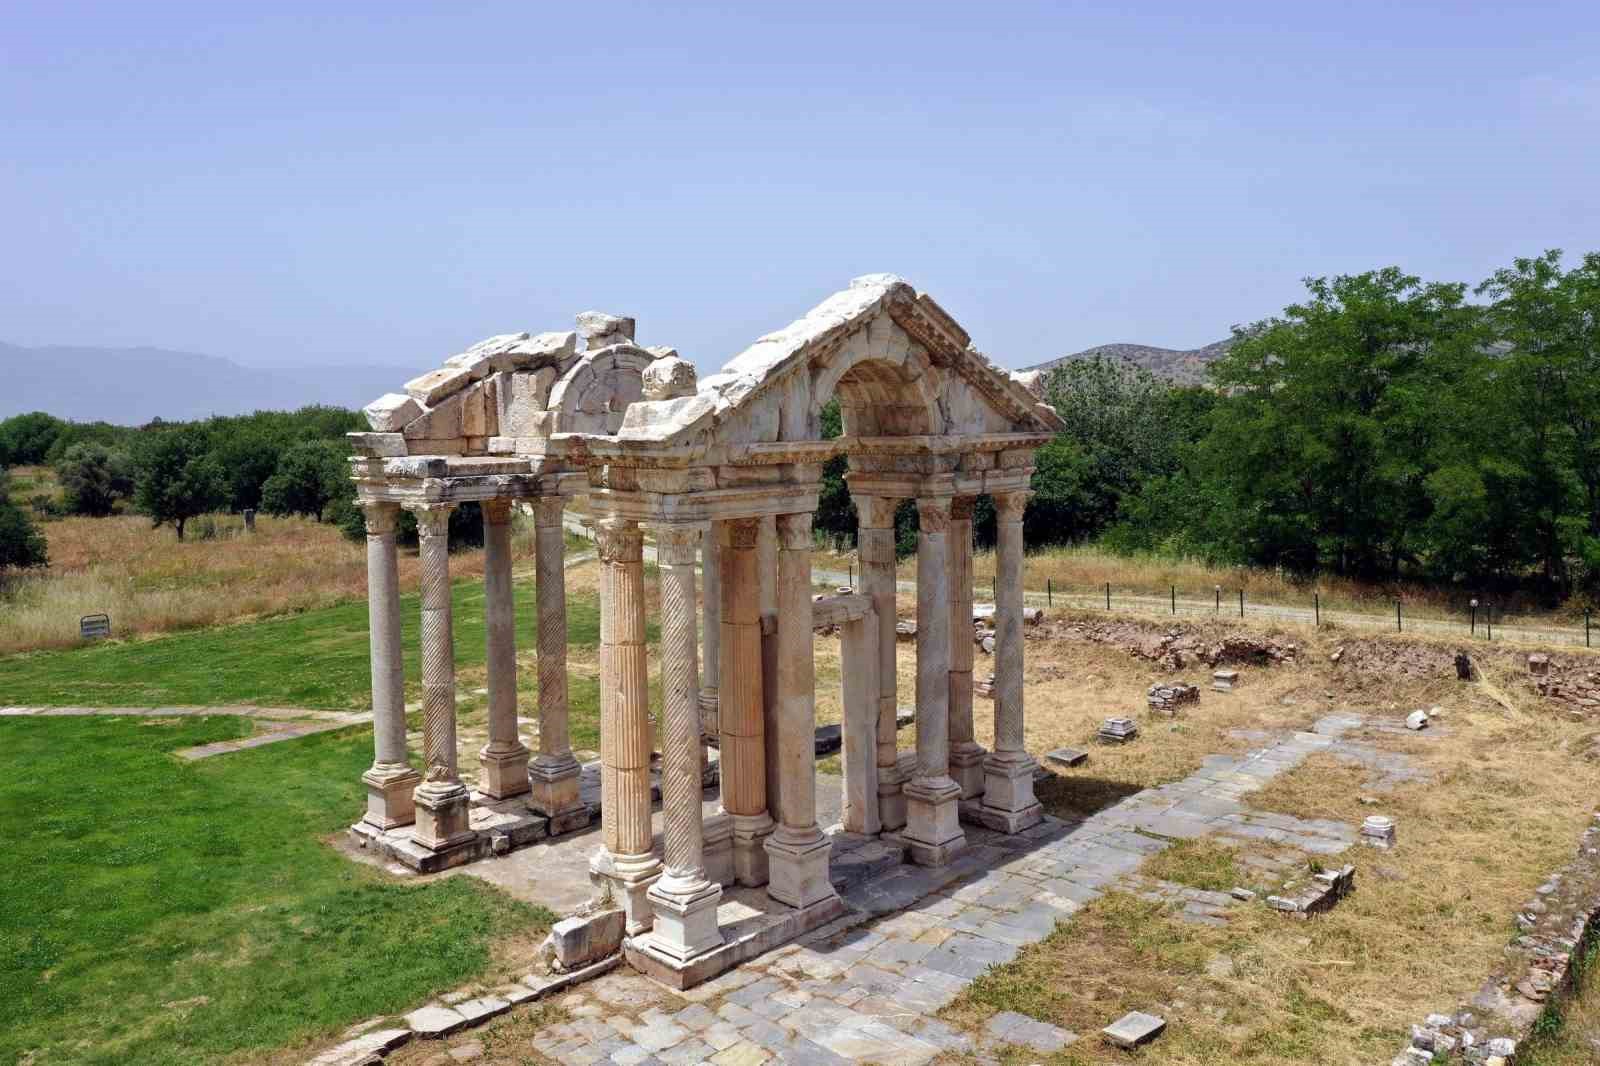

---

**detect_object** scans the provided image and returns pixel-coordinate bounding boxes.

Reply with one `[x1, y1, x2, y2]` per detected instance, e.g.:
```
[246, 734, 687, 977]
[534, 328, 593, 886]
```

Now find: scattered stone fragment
[542, 909, 626, 972]
[1405, 709, 1430, 730]
[1229, 887, 1256, 901]
[1045, 747, 1088, 769]
[975, 673, 996, 698]
[1329, 646, 1344, 663]
[1267, 864, 1355, 919]
[306, 1028, 412, 1066]
[1097, 717, 1139, 744]
[1212, 669, 1239, 692]
[1102, 1010, 1166, 1048]
[1528, 653, 1550, 676]
[1361, 815, 1396, 849]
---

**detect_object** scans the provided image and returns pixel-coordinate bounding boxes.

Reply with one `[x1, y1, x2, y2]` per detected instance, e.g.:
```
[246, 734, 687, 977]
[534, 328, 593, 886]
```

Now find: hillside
[1024, 338, 1232, 385]
[0, 342, 415, 423]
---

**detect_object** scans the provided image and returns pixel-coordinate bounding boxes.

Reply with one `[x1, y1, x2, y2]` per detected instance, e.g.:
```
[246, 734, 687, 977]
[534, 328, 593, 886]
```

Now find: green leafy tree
[0, 412, 67, 468]
[54, 443, 135, 517]
[0, 472, 48, 571]
[260, 440, 348, 522]
[132, 426, 225, 540]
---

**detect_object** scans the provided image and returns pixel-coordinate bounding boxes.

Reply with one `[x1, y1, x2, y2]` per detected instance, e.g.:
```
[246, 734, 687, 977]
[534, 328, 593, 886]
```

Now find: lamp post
[1214, 584, 1221, 614]
[1469, 598, 1478, 637]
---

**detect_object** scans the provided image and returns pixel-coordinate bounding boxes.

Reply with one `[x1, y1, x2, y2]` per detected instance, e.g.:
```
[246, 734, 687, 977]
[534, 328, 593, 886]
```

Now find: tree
[55, 443, 134, 517]
[132, 426, 225, 540]
[260, 440, 348, 522]
[0, 472, 48, 571]
[0, 412, 67, 468]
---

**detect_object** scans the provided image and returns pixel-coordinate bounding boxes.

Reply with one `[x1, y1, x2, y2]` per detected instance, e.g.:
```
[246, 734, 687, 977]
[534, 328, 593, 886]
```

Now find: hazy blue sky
[4, 1, 1597, 374]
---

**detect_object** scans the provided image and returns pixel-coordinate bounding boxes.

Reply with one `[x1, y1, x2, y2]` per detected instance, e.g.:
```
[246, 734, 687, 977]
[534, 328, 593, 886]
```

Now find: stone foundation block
[764, 832, 836, 909]
[413, 785, 475, 851]
[542, 908, 626, 972]
[477, 746, 531, 800]
[362, 766, 421, 830]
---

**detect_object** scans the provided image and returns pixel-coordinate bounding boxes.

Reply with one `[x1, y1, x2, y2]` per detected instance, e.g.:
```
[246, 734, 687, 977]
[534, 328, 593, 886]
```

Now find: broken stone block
[1102, 1011, 1165, 1048]
[1528, 653, 1550, 677]
[1097, 717, 1138, 744]
[576, 310, 635, 348]
[642, 356, 697, 401]
[1230, 887, 1256, 901]
[1212, 669, 1239, 692]
[1045, 747, 1087, 769]
[542, 908, 626, 972]
[1268, 864, 1355, 919]
[975, 673, 996, 698]
[1361, 815, 1396, 849]
[364, 392, 422, 432]
[405, 366, 474, 406]
[1405, 709, 1430, 730]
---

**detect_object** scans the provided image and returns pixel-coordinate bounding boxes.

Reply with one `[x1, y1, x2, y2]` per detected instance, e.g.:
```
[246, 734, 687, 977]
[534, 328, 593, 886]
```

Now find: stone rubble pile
[1044, 619, 1297, 670]
[1529, 654, 1600, 717]
[1147, 681, 1200, 716]
[1266, 864, 1355, 919]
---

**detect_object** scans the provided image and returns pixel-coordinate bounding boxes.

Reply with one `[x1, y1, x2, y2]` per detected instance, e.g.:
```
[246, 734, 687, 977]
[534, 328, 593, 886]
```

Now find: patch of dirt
[1034, 616, 1298, 670]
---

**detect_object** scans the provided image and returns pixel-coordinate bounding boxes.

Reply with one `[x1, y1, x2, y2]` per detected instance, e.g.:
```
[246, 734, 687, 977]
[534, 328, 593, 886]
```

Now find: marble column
[838, 603, 881, 835]
[529, 497, 587, 833]
[765, 512, 837, 910]
[855, 494, 906, 832]
[592, 516, 661, 933]
[981, 491, 1042, 833]
[478, 499, 530, 799]
[719, 517, 774, 886]
[410, 502, 474, 851]
[903, 496, 965, 865]
[947, 496, 985, 799]
[361, 501, 420, 829]
[758, 514, 781, 826]
[642, 524, 723, 961]
[699, 526, 720, 758]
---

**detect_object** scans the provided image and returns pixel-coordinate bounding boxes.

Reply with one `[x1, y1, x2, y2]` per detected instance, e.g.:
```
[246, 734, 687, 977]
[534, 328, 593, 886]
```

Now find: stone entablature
[347, 275, 1058, 987]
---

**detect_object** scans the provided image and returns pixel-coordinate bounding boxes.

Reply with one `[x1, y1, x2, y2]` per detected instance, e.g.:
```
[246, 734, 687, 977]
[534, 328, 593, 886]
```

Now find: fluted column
[361, 501, 420, 829]
[856, 494, 905, 832]
[947, 496, 985, 798]
[410, 502, 474, 851]
[838, 602, 881, 835]
[765, 512, 837, 910]
[719, 517, 774, 886]
[642, 524, 723, 961]
[699, 526, 720, 757]
[592, 516, 660, 933]
[529, 497, 587, 832]
[981, 491, 1042, 833]
[903, 496, 965, 865]
[758, 514, 780, 825]
[479, 499, 530, 799]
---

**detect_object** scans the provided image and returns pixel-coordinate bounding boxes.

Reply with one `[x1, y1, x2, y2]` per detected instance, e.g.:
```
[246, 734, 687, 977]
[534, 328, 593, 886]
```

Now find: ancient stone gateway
[348, 274, 1064, 987]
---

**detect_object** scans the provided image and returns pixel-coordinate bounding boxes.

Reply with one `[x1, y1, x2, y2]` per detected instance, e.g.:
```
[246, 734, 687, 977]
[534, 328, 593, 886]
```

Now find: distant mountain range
[1023, 339, 1233, 386]
[0, 342, 416, 424]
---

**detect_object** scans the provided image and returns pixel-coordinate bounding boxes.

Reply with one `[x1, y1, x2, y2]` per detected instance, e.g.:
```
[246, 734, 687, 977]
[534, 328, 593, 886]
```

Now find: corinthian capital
[993, 491, 1030, 523]
[596, 517, 643, 563]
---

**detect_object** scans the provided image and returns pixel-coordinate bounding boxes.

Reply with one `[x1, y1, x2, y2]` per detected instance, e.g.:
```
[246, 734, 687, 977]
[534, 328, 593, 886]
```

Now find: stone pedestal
[638, 880, 723, 963]
[362, 764, 419, 831]
[414, 781, 475, 850]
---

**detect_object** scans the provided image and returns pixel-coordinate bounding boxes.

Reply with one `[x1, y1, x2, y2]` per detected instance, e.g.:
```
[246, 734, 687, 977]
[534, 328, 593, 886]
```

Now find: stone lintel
[587, 484, 820, 525]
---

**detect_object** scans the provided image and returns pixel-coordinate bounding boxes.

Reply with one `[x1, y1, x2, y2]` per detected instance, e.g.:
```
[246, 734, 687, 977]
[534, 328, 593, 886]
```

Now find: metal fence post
[1314, 592, 1320, 626]
[1486, 605, 1492, 642]
[1171, 585, 1176, 615]
[1238, 589, 1245, 619]
[1214, 585, 1220, 614]
[1046, 578, 1052, 607]
[1396, 599, 1402, 632]
[1586, 607, 1591, 648]
[1105, 582, 1111, 611]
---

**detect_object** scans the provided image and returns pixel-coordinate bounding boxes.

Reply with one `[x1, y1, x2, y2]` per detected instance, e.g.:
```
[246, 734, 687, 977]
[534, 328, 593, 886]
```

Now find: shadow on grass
[1034, 772, 1145, 821]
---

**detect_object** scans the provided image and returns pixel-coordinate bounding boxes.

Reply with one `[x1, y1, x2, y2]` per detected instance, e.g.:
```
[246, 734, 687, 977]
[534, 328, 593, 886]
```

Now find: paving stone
[406, 1005, 469, 1038]
[1102, 1010, 1166, 1048]
[709, 1042, 770, 1066]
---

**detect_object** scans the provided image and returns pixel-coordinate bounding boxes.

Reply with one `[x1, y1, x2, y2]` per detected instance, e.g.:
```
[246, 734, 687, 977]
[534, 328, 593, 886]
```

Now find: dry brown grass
[0, 513, 490, 655]
[939, 612, 1600, 1064]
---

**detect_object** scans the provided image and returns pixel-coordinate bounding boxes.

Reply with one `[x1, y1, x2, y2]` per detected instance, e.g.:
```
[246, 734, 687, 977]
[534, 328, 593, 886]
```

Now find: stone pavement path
[384, 713, 1420, 1066]
[0, 705, 370, 759]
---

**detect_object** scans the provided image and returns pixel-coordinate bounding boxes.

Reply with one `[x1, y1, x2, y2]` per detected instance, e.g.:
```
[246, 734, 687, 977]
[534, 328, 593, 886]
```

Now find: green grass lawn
[0, 577, 623, 709]
[0, 714, 551, 1066]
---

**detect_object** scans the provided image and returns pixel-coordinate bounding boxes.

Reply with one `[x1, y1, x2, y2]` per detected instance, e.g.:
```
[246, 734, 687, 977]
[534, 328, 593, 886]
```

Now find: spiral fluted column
[642, 524, 723, 961]
[409, 502, 474, 851]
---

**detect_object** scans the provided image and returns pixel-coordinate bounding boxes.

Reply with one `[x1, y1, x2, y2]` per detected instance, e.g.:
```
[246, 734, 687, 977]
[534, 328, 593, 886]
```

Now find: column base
[362, 764, 421, 830]
[730, 811, 775, 887]
[478, 744, 531, 800]
[876, 752, 915, 832]
[529, 754, 591, 835]
[590, 848, 663, 936]
[698, 690, 720, 745]
[704, 812, 735, 887]
[980, 751, 1044, 835]
[950, 742, 988, 800]
[413, 781, 475, 851]
[764, 827, 836, 910]
[640, 878, 723, 962]
[903, 776, 966, 867]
